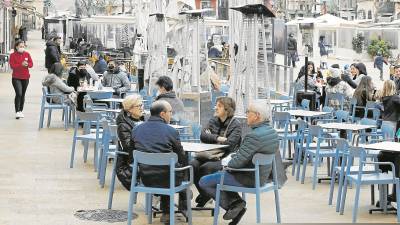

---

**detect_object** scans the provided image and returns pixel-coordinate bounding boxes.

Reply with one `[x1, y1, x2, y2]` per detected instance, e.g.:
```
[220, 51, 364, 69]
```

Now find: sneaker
[15, 112, 20, 119]
[223, 200, 246, 220]
[19, 112, 24, 118]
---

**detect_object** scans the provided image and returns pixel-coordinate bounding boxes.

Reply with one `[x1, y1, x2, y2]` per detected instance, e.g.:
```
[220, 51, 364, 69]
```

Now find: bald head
[151, 100, 172, 123]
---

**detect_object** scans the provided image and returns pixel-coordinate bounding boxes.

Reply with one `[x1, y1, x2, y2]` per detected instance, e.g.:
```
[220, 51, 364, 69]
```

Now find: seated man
[102, 60, 131, 96]
[67, 61, 91, 91]
[199, 100, 279, 225]
[155, 76, 184, 122]
[132, 100, 188, 224]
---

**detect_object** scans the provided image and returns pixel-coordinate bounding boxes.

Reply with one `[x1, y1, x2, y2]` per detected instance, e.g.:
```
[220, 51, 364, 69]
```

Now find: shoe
[19, 112, 24, 118]
[228, 207, 247, 225]
[15, 112, 20, 119]
[195, 195, 211, 207]
[223, 200, 246, 220]
[160, 213, 170, 224]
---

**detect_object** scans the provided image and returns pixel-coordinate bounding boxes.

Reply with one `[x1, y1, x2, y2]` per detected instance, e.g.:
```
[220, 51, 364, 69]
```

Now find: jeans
[190, 159, 222, 198]
[199, 171, 244, 210]
[12, 78, 29, 112]
[288, 51, 296, 67]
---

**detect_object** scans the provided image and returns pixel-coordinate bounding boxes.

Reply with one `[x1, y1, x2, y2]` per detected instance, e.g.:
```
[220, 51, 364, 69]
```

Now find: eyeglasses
[132, 104, 143, 108]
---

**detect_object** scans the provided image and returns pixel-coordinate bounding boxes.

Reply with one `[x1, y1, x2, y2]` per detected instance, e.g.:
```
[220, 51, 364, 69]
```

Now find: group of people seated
[115, 79, 280, 225]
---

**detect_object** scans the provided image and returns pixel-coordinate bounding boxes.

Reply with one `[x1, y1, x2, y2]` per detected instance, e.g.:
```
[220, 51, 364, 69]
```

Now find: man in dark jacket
[93, 54, 108, 74]
[287, 33, 297, 67]
[155, 76, 184, 122]
[45, 36, 61, 72]
[132, 100, 188, 223]
[199, 100, 279, 225]
[393, 66, 400, 94]
[374, 52, 387, 81]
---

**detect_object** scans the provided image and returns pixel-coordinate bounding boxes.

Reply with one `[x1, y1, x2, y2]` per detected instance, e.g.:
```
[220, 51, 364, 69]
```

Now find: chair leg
[274, 188, 281, 223]
[213, 184, 221, 225]
[94, 141, 99, 172]
[396, 182, 400, 222]
[339, 178, 349, 215]
[99, 148, 108, 187]
[186, 188, 193, 225]
[312, 156, 319, 190]
[64, 108, 69, 131]
[296, 146, 304, 181]
[47, 109, 52, 128]
[83, 140, 89, 163]
[170, 193, 175, 225]
[255, 191, 261, 223]
[127, 190, 137, 225]
[70, 138, 77, 168]
[291, 144, 298, 176]
[38, 105, 45, 129]
[301, 153, 308, 184]
[107, 156, 117, 209]
[352, 184, 361, 223]
[328, 170, 336, 205]
[242, 192, 246, 201]
[336, 170, 346, 212]
[147, 194, 152, 224]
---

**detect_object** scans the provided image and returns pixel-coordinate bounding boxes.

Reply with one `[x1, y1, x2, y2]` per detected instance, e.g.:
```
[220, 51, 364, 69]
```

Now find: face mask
[78, 69, 87, 76]
[17, 48, 25, 53]
[108, 65, 115, 70]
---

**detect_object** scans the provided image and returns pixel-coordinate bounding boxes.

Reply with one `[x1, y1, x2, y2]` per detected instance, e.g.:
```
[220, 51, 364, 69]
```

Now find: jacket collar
[250, 121, 269, 129]
[148, 115, 167, 124]
[155, 91, 177, 100]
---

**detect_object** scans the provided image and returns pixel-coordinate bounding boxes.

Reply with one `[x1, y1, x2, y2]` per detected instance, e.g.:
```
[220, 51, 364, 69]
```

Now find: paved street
[0, 30, 398, 225]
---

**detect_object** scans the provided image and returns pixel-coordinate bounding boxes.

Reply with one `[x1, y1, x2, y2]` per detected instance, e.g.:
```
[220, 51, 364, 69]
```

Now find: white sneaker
[15, 112, 20, 119]
[19, 112, 24, 118]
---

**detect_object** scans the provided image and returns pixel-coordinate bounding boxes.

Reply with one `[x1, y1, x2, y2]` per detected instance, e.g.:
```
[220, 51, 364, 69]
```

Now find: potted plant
[352, 33, 364, 54]
[367, 38, 391, 58]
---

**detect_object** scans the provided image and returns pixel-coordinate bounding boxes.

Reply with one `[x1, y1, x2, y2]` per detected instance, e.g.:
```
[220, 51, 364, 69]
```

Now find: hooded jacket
[325, 77, 354, 109]
[42, 73, 74, 104]
[102, 70, 131, 94]
[45, 41, 60, 69]
[155, 91, 185, 121]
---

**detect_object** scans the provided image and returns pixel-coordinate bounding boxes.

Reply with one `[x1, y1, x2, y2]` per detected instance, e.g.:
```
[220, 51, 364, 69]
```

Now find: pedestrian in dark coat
[45, 37, 61, 71]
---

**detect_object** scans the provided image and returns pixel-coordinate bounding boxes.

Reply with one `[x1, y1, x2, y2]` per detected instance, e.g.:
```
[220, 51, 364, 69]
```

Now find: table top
[270, 99, 292, 105]
[361, 141, 400, 152]
[92, 109, 121, 113]
[287, 110, 330, 117]
[169, 124, 189, 129]
[320, 123, 376, 131]
[181, 142, 229, 152]
[96, 98, 148, 103]
[77, 87, 114, 93]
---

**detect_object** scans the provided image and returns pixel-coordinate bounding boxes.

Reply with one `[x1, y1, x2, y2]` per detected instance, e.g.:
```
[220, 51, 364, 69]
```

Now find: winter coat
[381, 95, 400, 123]
[319, 41, 328, 56]
[155, 91, 185, 122]
[325, 77, 354, 109]
[374, 56, 387, 70]
[295, 75, 321, 95]
[228, 121, 279, 187]
[115, 111, 143, 190]
[45, 41, 60, 69]
[287, 37, 297, 51]
[67, 67, 91, 91]
[353, 74, 366, 86]
[132, 116, 188, 187]
[200, 116, 242, 157]
[42, 73, 74, 104]
[102, 70, 131, 94]
[353, 90, 375, 118]
[93, 58, 108, 74]
[342, 73, 357, 89]
[9, 51, 33, 79]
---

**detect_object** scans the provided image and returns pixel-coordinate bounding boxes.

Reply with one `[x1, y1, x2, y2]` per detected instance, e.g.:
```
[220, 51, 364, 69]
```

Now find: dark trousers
[190, 159, 222, 198]
[378, 151, 400, 198]
[12, 78, 29, 112]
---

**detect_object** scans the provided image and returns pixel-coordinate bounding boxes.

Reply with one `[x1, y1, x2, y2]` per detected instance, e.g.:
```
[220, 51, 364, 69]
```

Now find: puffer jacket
[228, 121, 279, 187]
[42, 73, 74, 104]
[382, 95, 400, 122]
[325, 77, 354, 109]
[102, 70, 131, 94]
[115, 111, 143, 190]
[295, 75, 321, 95]
[200, 116, 242, 156]
[155, 91, 184, 122]
[45, 41, 60, 69]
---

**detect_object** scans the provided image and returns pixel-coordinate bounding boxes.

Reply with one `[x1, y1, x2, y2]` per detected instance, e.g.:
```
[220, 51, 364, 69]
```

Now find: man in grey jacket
[102, 60, 131, 96]
[155, 76, 184, 122]
[199, 100, 279, 225]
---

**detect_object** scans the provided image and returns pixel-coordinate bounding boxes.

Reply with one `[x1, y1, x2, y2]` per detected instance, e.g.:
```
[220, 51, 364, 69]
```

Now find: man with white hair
[199, 99, 279, 225]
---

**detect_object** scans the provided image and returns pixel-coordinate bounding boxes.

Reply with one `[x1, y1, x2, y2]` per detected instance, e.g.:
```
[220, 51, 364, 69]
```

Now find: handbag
[195, 118, 236, 161]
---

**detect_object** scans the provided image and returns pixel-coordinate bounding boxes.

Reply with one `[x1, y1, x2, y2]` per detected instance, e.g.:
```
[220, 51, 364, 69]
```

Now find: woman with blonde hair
[377, 80, 400, 205]
[116, 94, 144, 190]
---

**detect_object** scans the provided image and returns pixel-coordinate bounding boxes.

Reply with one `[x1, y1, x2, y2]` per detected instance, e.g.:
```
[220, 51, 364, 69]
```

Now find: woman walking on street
[9, 40, 33, 119]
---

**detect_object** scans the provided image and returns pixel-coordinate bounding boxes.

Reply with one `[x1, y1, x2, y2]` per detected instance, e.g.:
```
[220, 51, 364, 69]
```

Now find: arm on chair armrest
[175, 165, 194, 184]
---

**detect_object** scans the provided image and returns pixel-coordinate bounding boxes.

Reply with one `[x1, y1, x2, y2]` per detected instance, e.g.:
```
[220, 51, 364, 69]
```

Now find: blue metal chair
[349, 97, 365, 123]
[291, 119, 307, 179]
[39, 87, 70, 131]
[325, 93, 345, 110]
[98, 120, 118, 187]
[273, 111, 296, 159]
[108, 140, 129, 209]
[127, 151, 193, 225]
[301, 99, 310, 110]
[87, 91, 113, 100]
[213, 153, 281, 224]
[339, 147, 400, 222]
[70, 111, 103, 170]
[301, 125, 337, 189]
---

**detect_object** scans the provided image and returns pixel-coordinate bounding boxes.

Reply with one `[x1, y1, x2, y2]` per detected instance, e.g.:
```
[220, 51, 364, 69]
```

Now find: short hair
[216, 97, 236, 117]
[155, 76, 173, 92]
[77, 61, 86, 67]
[249, 99, 270, 122]
[53, 36, 61, 41]
[122, 94, 142, 111]
[150, 100, 170, 116]
[49, 62, 64, 77]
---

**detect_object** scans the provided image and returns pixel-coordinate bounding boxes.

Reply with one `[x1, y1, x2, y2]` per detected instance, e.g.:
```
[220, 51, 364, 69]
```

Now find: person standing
[45, 36, 61, 72]
[319, 36, 328, 69]
[9, 40, 33, 119]
[155, 76, 185, 123]
[287, 33, 297, 67]
[374, 52, 388, 81]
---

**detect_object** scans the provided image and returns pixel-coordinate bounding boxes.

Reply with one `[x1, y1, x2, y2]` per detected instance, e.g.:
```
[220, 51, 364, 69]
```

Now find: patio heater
[229, 4, 275, 115]
[178, 9, 213, 126]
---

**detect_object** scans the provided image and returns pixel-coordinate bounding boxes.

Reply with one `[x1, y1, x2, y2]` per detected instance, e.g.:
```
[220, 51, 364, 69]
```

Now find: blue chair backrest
[335, 110, 349, 122]
[273, 111, 291, 130]
[133, 150, 177, 166]
[87, 91, 113, 100]
[346, 147, 367, 175]
[192, 123, 202, 140]
[322, 106, 334, 113]
[220, 84, 230, 93]
[381, 122, 395, 140]
[371, 108, 380, 121]
[76, 111, 102, 123]
[325, 93, 345, 109]
[308, 125, 323, 139]
[301, 99, 310, 110]
[359, 118, 376, 126]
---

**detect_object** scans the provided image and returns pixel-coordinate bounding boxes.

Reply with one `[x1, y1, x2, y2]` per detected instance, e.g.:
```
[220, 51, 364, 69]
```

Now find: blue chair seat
[347, 173, 395, 184]
[134, 181, 192, 195]
[76, 133, 103, 140]
[306, 149, 336, 157]
[334, 165, 376, 173]
[218, 182, 275, 194]
[303, 142, 331, 148]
